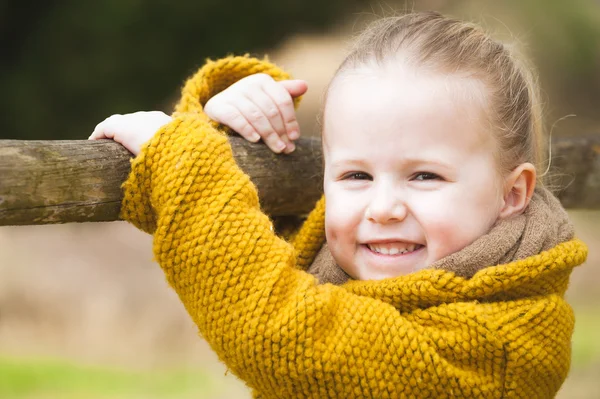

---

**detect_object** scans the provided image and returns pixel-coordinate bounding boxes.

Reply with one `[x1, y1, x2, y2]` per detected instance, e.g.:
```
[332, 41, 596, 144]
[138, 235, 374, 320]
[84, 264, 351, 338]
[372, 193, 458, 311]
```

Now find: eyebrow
[328, 158, 369, 169]
[402, 157, 454, 170]
[329, 157, 453, 170]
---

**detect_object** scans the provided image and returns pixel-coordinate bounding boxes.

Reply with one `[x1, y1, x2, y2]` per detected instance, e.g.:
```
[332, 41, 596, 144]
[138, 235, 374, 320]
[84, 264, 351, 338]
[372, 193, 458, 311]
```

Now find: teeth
[367, 243, 418, 255]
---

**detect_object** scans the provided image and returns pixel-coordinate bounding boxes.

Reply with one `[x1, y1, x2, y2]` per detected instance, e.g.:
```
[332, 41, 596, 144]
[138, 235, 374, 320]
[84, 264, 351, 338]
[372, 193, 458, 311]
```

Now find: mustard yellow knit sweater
[120, 56, 588, 399]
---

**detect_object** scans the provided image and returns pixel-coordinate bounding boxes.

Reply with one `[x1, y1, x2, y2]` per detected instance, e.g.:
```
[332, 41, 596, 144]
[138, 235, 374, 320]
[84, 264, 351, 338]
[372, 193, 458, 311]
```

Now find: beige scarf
[307, 187, 574, 284]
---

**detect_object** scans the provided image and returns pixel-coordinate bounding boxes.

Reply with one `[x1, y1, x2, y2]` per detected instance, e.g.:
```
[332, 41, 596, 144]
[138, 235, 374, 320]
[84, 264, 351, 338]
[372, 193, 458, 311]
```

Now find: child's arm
[89, 74, 306, 157]
[114, 111, 511, 398]
[95, 56, 569, 397]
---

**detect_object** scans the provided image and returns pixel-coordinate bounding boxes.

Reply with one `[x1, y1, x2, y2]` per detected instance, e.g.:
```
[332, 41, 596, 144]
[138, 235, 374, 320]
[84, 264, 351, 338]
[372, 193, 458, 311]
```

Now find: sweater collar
[302, 187, 587, 312]
[341, 239, 586, 313]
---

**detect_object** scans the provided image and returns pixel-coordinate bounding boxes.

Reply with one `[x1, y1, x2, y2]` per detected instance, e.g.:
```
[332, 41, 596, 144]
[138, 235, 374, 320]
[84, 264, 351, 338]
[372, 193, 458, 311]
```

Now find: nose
[365, 183, 407, 224]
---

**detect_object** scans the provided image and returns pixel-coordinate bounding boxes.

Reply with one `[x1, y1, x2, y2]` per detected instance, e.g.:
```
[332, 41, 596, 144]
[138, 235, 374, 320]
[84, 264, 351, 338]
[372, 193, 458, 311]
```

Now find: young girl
[90, 11, 587, 398]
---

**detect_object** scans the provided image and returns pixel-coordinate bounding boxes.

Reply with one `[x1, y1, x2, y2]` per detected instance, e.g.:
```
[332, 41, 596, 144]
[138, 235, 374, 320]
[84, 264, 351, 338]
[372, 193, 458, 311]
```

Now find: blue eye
[343, 172, 372, 180]
[413, 172, 441, 181]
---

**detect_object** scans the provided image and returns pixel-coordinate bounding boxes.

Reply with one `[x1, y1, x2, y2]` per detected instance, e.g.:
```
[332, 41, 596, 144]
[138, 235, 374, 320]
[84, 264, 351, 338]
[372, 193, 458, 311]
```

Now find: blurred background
[1, 0, 599, 397]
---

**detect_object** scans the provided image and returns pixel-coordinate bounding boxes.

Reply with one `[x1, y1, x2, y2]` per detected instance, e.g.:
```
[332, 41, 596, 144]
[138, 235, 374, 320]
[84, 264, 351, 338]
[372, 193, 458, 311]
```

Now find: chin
[353, 266, 409, 281]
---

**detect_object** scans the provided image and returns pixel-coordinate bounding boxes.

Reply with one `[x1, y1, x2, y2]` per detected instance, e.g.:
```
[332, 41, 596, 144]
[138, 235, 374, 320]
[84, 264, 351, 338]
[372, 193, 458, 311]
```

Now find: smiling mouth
[366, 243, 424, 255]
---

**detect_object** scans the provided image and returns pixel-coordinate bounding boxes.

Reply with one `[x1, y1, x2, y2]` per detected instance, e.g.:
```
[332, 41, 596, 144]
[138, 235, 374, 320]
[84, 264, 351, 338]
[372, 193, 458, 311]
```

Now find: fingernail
[251, 133, 261, 142]
[277, 141, 286, 152]
[288, 130, 299, 140]
[284, 143, 296, 153]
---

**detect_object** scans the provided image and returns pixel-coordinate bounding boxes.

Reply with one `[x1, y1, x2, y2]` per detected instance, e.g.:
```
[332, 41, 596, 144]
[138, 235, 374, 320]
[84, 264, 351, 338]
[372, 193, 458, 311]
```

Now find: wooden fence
[0, 134, 599, 226]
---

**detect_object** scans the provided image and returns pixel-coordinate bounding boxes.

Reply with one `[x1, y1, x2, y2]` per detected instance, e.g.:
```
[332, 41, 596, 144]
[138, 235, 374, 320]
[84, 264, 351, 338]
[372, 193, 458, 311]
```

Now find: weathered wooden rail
[0, 134, 599, 226]
[0, 137, 323, 225]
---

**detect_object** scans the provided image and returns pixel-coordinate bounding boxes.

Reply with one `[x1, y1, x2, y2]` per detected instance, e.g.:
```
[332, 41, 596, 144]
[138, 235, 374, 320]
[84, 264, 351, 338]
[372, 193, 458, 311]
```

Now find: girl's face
[323, 66, 505, 280]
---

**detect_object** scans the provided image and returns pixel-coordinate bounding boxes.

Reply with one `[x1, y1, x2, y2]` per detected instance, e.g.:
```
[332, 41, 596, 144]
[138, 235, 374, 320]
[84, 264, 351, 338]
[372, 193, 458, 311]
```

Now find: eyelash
[342, 172, 442, 181]
[343, 172, 372, 180]
[412, 172, 441, 181]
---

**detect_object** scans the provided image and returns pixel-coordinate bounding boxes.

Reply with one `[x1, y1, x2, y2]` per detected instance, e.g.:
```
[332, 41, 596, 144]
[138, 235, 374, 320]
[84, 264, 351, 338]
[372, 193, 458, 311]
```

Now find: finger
[279, 79, 308, 98]
[89, 121, 108, 140]
[234, 97, 287, 153]
[277, 131, 295, 154]
[267, 81, 304, 140]
[207, 102, 261, 143]
[243, 89, 287, 139]
[242, 90, 295, 153]
[89, 115, 121, 140]
[264, 130, 293, 154]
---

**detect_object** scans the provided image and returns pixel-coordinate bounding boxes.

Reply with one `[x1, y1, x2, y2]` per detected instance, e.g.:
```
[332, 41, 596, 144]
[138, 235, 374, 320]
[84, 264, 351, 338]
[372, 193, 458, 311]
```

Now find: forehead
[322, 66, 493, 162]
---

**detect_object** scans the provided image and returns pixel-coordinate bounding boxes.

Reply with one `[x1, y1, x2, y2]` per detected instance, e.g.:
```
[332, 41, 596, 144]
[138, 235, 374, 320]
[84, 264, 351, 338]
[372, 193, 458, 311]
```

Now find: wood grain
[1, 134, 598, 226]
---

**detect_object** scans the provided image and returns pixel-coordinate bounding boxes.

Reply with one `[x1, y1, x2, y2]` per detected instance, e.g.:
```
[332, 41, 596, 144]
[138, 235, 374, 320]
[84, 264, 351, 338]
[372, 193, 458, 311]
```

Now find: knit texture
[120, 56, 588, 399]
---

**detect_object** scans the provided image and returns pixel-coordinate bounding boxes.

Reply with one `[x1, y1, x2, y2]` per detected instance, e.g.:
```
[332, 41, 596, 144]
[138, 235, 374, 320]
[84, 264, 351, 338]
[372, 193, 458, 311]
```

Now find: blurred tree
[0, 0, 367, 140]
[509, 0, 600, 134]
[2, 0, 599, 141]
[462, 0, 600, 135]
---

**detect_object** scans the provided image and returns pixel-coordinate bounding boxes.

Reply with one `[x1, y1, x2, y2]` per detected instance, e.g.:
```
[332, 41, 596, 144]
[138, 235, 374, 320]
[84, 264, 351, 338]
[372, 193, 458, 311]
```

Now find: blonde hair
[330, 11, 546, 182]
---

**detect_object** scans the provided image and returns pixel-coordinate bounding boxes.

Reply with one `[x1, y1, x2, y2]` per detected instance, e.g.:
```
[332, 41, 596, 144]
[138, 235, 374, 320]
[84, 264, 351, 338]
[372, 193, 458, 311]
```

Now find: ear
[498, 163, 537, 219]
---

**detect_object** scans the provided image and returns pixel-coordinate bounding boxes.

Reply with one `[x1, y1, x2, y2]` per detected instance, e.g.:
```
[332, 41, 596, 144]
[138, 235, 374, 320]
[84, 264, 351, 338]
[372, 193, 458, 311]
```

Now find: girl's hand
[204, 73, 307, 154]
[89, 111, 172, 156]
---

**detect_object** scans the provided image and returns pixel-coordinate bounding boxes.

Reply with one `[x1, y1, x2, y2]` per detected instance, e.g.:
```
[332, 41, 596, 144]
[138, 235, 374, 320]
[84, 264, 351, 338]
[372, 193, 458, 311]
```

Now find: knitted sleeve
[120, 111, 512, 398]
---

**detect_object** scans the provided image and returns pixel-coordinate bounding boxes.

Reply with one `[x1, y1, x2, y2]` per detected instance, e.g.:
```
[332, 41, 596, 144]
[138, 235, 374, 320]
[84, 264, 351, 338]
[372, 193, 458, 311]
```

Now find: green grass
[1, 306, 597, 399]
[0, 356, 216, 399]
[571, 306, 600, 368]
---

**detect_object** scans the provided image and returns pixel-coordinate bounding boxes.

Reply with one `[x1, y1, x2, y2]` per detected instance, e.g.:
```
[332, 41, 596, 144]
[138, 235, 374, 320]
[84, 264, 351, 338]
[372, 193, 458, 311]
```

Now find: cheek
[412, 189, 500, 259]
[325, 203, 352, 243]
[419, 206, 479, 261]
[324, 186, 362, 243]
